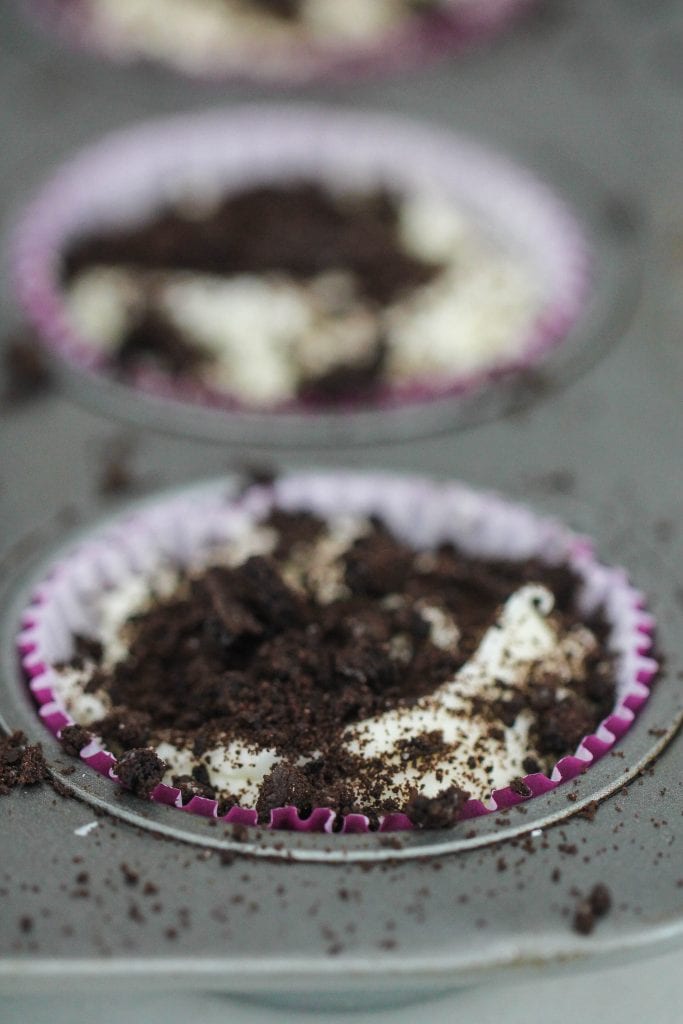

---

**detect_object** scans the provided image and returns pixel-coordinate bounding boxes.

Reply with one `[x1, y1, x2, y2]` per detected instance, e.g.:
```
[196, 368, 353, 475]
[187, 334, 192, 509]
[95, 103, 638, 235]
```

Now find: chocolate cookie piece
[116, 748, 166, 798]
[405, 786, 470, 829]
[0, 731, 49, 794]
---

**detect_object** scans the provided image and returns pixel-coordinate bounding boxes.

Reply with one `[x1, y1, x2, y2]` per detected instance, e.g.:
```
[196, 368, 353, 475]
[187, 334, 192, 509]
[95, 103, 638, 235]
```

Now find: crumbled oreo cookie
[55, 509, 616, 824]
[589, 883, 612, 917]
[0, 731, 49, 794]
[572, 883, 613, 935]
[98, 436, 142, 498]
[115, 308, 206, 379]
[510, 777, 533, 798]
[1, 331, 53, 406]
[95, 710, 153, 755]
[405, 786, 470, 829]
[256, 762, 315, 821]
[59, 724, 93, 758]
[63, 183, 439, 400]
[115, 748, 166, 798]
[252, 0, 301, 18]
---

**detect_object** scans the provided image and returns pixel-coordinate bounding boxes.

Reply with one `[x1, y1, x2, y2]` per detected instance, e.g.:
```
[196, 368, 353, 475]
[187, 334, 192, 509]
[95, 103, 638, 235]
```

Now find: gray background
[2, 0, 683, 1020]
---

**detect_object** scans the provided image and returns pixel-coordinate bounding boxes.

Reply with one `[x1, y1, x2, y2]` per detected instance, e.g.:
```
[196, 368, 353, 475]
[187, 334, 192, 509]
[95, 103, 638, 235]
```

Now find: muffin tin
[2, 0, 683, 1012]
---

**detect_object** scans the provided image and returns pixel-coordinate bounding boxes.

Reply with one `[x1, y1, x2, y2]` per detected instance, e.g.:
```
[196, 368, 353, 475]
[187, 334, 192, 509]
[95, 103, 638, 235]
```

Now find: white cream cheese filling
[156, 739, 279, 804]
[343, 584, 590, 799]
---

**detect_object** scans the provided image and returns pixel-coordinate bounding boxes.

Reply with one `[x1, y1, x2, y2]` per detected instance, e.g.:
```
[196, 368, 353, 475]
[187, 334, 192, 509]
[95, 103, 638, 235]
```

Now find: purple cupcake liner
[22, 0, 537, 86]
[17, 472, 657, 833]
[11, 104, 590, 423]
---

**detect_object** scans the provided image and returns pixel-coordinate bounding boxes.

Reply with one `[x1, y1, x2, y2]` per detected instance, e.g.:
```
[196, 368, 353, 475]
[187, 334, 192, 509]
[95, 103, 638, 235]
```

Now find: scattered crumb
[97, 436, 141, 497]
[572, 883, 612, 936]
[115, 748, 166, 798]
[577, 800, 599, 822]
[405, 786, 470, 829]
[1, 331, 53, 405]
[0, 731, 49, 794]
[120, 863, 139, 886]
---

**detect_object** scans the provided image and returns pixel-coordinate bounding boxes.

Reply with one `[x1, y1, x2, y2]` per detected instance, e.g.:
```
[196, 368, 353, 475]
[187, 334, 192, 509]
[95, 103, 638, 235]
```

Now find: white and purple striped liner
[16, 472, 657, 833]
[11, 105, 591, 419]
[22, 0, 538, 85]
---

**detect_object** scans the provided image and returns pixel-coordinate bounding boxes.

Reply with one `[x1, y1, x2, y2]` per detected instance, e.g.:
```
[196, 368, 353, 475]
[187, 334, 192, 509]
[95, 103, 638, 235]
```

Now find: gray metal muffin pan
[2, 0, 683, 1008]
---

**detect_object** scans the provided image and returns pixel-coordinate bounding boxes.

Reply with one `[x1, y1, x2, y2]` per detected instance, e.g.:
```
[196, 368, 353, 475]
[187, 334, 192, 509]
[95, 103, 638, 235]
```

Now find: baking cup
[22, 0, 537, 85]
[11, 104, 590, 430]
[17, 472, 658, 833]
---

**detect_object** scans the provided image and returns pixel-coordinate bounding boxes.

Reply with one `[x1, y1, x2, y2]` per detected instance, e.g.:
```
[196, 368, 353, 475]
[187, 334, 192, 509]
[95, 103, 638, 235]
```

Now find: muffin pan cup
[22, 0, 537, 85]
[17, 472, 657, 832]
[11, 104, 591, 440]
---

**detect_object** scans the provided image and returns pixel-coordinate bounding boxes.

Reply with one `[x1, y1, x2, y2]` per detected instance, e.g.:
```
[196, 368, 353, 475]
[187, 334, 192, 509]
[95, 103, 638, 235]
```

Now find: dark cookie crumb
[298, 339, 386, 405]
[0, 731, 49, 794]
[577, 800, 599, 822]
[236, 463, 276, 494]
[51, 777, 73, 799]
[256, 762, 314, 822]
[2, 332, 53, 405]
[98, 437, 140, 497]
[252, 0, 301, 18]
[116, 308, 206, 379]
[59, 724, 93, 758]
[589, 883, 612, 917]
[96, 710, 153, 755]
[378, 836, 404, 850]
[70, 634, 104, 668]
[572, 883, 612, 935]
[536, 697, 601, 756]
[120, 863, 139, 886]
[572, 900, 595, 935]
[510, 777, 533, 798]
[404, 786, 470, 829]
[115, 748, 166, 798]
[128, 903, 145, 924]
[231, 824, 250, 843]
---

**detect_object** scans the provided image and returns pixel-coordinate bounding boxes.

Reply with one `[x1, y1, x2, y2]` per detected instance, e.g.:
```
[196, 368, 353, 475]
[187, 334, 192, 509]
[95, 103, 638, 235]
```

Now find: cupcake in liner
[22, 0, 537, 86]
[17, 472, 657, 833]
[11, 105, 590, 433]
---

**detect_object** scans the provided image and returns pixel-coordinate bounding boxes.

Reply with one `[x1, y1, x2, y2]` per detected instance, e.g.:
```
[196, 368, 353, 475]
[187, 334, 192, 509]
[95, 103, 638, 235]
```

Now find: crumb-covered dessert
[49, 506, 617, 827]
[46, 0, 455, 78]
[62, 182, 539, 408]
[14, 107, 591, 434]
